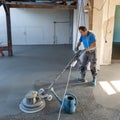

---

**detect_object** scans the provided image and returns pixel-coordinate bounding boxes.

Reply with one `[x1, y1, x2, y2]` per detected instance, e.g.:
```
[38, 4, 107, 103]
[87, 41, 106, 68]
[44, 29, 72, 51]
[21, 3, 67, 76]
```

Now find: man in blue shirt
[76, 26, 97, 86]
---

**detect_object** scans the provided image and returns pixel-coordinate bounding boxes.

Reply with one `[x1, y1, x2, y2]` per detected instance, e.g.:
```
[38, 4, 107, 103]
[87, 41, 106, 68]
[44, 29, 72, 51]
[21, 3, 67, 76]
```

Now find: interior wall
[0, 7, 72, 45]
[93, 0, 120, 65]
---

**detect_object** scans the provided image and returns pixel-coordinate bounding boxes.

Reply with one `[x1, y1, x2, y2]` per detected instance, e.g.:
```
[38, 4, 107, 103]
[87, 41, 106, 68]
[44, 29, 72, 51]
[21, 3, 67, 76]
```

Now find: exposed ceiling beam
[6, 2, 77, 9]
[89, 0, 94, 30]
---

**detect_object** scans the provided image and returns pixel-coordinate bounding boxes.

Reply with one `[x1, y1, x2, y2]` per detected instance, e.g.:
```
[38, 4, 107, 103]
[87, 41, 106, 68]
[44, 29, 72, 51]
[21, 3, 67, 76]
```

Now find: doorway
[112, 5, 120, 59]
[53, 21, 70, 44]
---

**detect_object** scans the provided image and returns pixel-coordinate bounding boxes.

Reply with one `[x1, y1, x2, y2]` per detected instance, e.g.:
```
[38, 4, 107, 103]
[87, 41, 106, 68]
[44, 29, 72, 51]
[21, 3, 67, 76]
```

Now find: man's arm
[86, 42, 96, 51]
[86, 33, 96, 51]
[75, 36, 82, 51]
[77, 41, 81, 48]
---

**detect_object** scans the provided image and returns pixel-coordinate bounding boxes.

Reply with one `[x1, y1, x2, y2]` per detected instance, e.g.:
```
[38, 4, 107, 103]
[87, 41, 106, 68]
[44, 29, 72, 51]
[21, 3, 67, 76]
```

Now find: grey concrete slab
[0, 45, 119, 120]
[94, 64, 120, 109]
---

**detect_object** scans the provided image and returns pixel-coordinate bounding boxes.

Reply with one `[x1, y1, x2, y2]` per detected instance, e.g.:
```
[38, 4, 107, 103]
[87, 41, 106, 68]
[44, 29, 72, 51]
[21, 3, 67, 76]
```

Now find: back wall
[0, 7, 73, 45]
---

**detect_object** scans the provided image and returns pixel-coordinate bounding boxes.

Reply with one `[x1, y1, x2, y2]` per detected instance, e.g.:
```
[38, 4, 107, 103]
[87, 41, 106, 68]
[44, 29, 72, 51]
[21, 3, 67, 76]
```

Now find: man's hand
[75, 41, 81, 52]
[75, 46, 79, 51]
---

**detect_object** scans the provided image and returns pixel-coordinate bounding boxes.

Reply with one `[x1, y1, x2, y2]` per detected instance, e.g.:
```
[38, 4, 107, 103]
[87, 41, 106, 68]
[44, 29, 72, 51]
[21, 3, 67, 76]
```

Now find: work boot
[78, 74, 86, 82]
[78, 78, 86, 82]
[78, 73, 86, 82]
[90, 77, 96, 87]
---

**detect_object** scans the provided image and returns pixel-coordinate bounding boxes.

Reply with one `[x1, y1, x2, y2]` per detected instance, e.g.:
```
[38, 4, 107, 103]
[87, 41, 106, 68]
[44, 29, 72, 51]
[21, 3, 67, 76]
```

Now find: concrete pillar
[93, 0, 120, 66]
[92, 0, 104, 69]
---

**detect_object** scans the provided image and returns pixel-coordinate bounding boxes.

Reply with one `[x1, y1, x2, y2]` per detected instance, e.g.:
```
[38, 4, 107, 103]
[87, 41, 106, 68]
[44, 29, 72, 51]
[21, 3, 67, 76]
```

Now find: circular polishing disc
[19, 98, 46, 113]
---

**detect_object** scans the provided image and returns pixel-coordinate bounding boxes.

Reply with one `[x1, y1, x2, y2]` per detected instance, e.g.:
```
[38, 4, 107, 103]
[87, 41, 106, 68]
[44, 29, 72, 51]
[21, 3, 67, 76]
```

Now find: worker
[75, 26, 97, 86]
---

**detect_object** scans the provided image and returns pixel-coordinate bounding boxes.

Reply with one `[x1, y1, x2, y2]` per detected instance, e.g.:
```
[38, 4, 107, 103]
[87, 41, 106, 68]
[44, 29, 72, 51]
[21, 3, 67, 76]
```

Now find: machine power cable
[57, 66, 72, 120]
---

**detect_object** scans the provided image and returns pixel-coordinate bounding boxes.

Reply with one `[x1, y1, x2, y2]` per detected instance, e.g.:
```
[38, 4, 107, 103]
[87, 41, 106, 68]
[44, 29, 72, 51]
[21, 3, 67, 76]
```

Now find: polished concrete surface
[0, 45, 120, 120]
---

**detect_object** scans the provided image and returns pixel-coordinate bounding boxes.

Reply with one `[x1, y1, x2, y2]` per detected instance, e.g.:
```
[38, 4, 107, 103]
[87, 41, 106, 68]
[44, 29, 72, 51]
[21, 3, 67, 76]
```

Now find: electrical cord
[104, 0, 110, 43]
[57, 50, 86, 119]
[93, 0, 107, 11]
[57, 66, 72, 120]
[82, 0, 85, 26]
[82, 0, 87, 27]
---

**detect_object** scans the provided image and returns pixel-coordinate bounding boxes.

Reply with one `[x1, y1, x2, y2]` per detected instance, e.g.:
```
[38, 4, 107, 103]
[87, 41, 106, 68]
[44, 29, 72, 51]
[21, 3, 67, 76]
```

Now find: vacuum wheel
[47, 95, 53, 101]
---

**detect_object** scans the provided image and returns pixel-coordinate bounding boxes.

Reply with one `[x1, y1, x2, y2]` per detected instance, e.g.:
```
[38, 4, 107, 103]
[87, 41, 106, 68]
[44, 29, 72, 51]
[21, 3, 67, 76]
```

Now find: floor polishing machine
[19, 50, 85, 113]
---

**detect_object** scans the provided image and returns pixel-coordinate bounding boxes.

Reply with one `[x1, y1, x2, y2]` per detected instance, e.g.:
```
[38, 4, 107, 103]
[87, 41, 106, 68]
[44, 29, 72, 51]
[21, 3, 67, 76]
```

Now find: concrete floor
[0, 45, 120, 120]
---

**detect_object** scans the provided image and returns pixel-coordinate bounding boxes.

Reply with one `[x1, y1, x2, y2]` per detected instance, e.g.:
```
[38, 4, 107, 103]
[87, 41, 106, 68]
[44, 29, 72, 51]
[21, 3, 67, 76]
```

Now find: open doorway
[112, 5, 120, 59]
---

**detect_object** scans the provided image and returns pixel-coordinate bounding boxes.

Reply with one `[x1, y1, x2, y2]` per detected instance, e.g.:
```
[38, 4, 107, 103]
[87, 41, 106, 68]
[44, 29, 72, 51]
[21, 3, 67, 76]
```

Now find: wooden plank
[3, 3, 9, 14]
[5, 6, 13, 56]
[89, 0, 94, 30]
[0, 46, 11, 51]
[6, 2, 77, 9]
